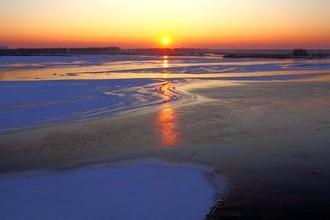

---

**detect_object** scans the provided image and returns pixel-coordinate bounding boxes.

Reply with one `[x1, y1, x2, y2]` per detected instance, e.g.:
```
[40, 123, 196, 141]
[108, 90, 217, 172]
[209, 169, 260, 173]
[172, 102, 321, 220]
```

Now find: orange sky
[0, 0, 329, 49]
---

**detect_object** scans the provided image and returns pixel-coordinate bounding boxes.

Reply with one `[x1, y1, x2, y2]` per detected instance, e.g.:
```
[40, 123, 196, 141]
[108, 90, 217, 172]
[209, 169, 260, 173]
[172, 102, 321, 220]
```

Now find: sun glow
[1, 0, 329, 48]
[162, 37, 171, 47]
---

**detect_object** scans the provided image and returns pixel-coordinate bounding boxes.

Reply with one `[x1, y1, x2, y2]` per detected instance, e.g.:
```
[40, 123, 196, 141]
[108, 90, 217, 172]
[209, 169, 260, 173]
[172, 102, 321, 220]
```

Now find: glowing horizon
[0, 0, 329, 49]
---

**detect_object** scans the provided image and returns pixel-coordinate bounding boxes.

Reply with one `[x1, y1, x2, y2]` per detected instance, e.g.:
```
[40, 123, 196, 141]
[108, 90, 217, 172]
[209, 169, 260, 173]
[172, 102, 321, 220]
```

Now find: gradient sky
[0, 0, 329, 49]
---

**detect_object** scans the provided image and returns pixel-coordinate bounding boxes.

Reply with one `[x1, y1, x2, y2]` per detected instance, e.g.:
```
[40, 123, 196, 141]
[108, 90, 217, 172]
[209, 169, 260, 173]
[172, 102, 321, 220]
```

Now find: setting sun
[162, 37, 171, 46]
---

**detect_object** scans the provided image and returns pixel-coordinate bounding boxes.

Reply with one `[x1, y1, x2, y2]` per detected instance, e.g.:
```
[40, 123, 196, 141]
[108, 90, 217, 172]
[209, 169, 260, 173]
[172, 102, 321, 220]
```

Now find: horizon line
[1, 47, 330, 51]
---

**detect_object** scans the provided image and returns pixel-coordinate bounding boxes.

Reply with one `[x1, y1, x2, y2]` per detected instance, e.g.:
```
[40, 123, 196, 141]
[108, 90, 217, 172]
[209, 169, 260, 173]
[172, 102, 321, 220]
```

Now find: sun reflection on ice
[155, 55, 181, 147]
[162, 55, 169, 69]
[156, 104, 180, 147]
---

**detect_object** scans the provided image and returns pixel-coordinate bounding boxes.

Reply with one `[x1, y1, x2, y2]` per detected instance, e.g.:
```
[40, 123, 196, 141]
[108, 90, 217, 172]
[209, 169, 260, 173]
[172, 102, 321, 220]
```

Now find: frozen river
[1, 55, 330, 131]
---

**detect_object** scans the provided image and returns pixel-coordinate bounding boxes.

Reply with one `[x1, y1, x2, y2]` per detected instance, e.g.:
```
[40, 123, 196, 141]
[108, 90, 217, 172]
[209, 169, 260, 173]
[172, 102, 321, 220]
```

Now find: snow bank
[0, 159, 228, 220]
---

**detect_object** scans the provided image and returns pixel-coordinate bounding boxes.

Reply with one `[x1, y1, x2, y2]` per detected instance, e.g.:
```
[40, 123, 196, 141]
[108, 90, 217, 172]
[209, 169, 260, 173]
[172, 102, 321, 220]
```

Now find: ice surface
[1, 55, 330, 75]
[0, 159, 228, 220]
[1, 55, 330, 131]
[0, 79, 185, 131]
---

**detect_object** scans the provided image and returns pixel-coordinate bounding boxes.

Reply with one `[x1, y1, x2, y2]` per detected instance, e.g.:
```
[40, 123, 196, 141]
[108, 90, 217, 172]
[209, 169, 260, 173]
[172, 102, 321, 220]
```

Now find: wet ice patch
[0, 159, 228, 220]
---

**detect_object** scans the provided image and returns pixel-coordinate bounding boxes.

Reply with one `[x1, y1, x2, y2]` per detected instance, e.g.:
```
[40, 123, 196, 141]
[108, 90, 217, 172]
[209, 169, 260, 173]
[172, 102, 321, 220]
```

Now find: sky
[0, 0, 329, 49]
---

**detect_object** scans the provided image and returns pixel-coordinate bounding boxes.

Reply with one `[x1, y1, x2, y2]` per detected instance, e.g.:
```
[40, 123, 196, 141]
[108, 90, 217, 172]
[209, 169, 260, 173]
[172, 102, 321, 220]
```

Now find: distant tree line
[224, 49, 329, 59]
[0, 47, 214, 56]
[292, 49, 330, 58]
[0, 47, 121, 56]
[0, 47, 329, 58]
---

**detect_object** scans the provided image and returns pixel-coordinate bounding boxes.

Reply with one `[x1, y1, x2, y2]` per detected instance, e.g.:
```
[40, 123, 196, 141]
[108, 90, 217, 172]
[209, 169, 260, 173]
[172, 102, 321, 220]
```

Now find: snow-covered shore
[0, 159, 228, 220]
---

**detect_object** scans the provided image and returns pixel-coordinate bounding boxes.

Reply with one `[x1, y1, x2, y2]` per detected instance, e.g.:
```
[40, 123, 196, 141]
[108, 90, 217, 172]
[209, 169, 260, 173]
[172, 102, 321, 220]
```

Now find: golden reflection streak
[156, 104, 180, 147]
[155, 56, 181, 147]
[162, 55, 169, 69]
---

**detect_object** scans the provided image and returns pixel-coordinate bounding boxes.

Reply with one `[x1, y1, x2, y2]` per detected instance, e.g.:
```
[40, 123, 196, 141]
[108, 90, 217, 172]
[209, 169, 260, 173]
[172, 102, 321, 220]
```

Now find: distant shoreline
[0, 47, 329, 58]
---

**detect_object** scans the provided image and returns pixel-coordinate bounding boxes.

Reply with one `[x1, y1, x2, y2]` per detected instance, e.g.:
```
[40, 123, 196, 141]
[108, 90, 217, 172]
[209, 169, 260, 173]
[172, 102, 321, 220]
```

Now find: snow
[0, 159, 228, 220]
[0, 79, 185, 131]
[0, 55, 162, 70]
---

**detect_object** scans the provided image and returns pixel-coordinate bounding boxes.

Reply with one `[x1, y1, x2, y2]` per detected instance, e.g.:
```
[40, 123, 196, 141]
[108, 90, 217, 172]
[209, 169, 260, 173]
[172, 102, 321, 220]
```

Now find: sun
[161, 37, 171, 46]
